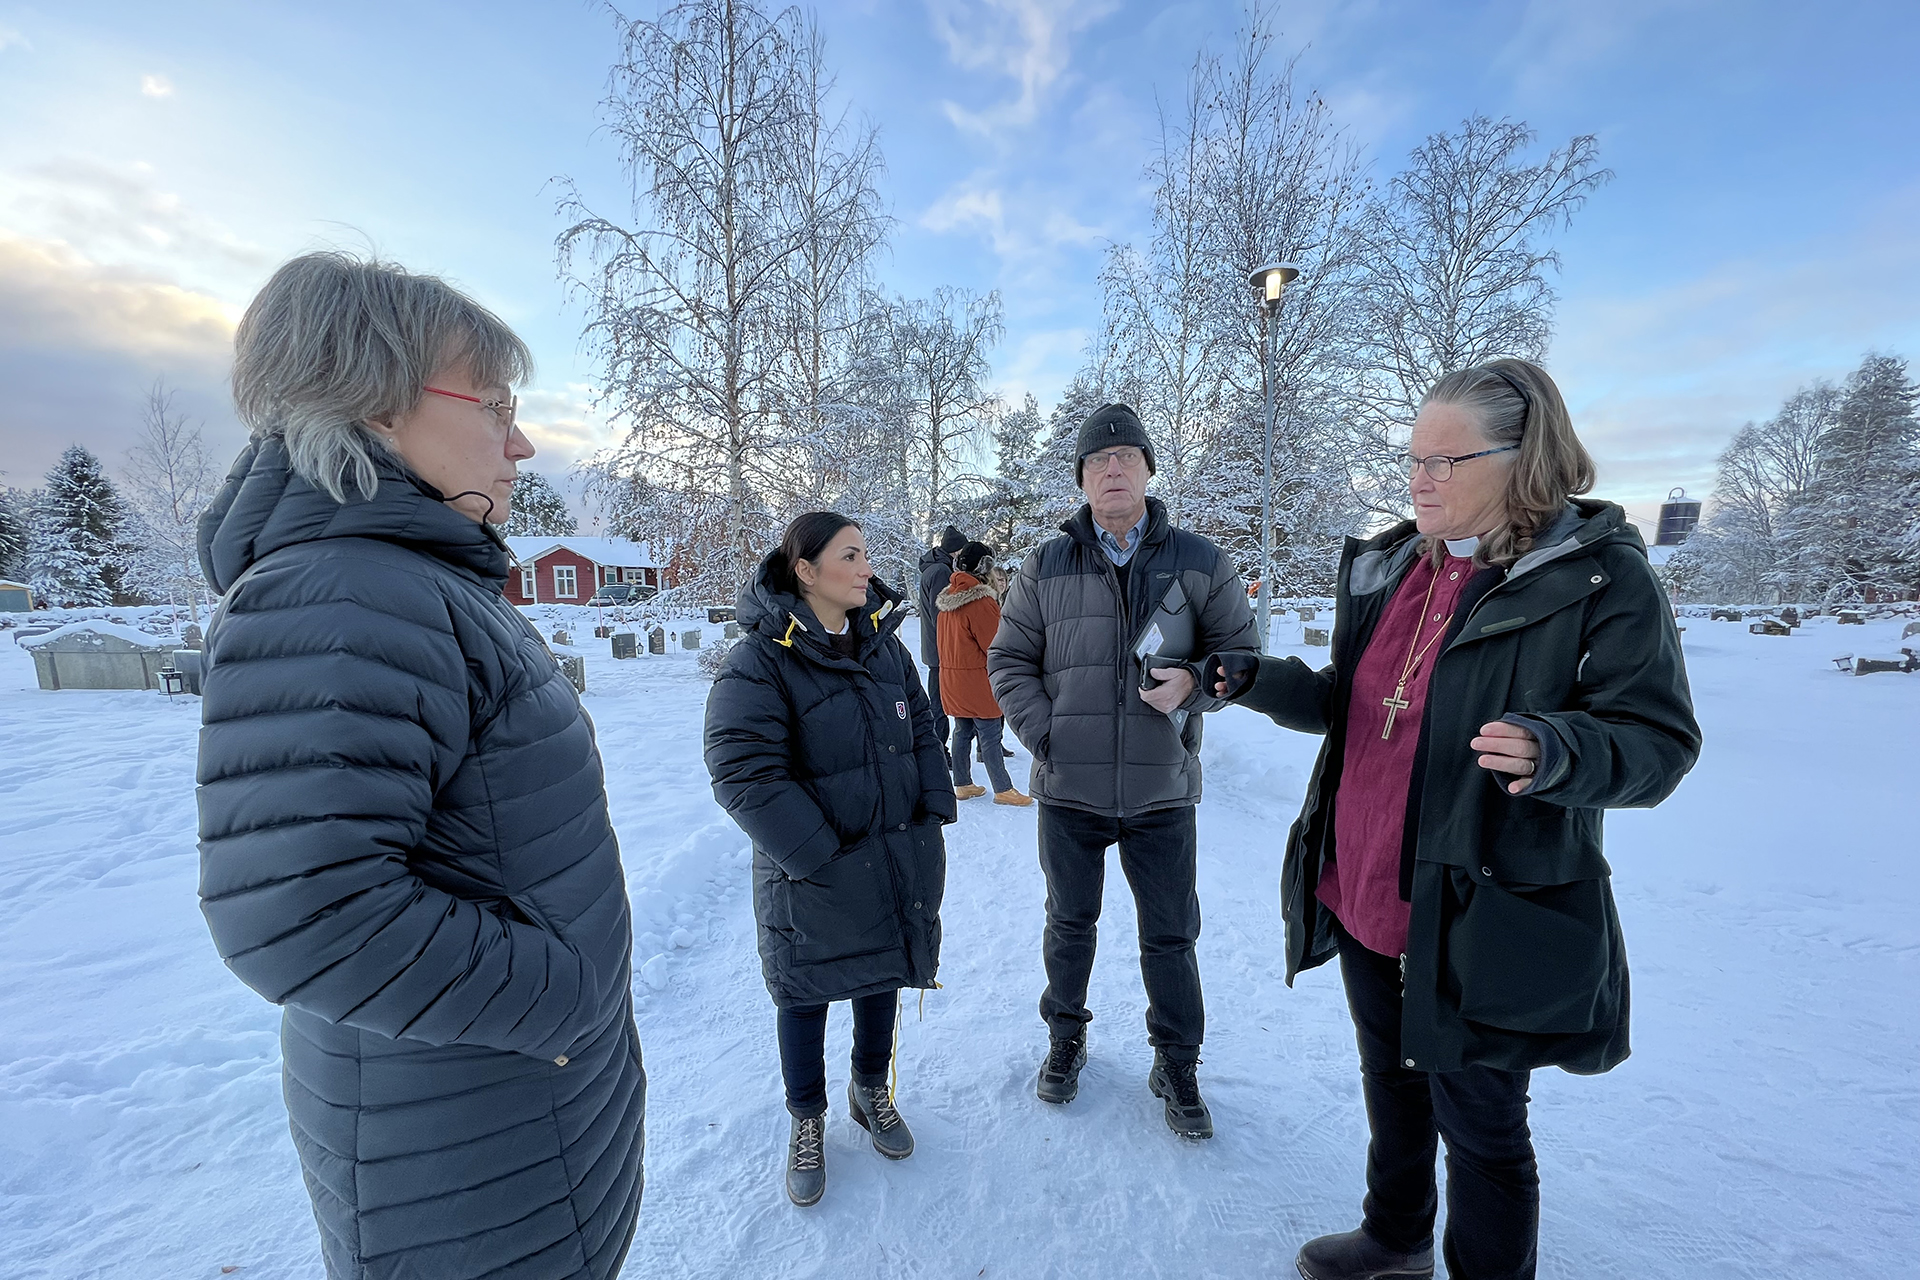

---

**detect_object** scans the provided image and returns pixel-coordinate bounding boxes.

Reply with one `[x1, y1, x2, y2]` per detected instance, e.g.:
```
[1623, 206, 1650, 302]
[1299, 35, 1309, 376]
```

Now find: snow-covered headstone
[648, 627, 667, 655]
[22, 621, 175, 691]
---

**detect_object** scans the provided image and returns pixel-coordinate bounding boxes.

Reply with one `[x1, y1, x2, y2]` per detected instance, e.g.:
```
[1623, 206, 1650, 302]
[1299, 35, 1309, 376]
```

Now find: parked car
[589, 582, 657, 606]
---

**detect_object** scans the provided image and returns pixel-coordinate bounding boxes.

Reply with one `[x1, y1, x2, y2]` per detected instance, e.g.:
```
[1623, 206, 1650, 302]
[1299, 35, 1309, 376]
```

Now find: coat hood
[736, 549, 908, 658]
[936, 571, 996, 611]
[197, 435, 510, 595]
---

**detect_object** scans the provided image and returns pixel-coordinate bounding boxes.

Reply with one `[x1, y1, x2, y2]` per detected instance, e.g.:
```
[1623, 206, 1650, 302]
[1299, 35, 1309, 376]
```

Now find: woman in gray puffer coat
[195, 253, 643, 1280]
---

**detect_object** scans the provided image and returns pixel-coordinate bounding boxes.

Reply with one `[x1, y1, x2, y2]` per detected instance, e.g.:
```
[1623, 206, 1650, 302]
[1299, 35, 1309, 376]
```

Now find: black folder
[1133, 576, 1197, 731]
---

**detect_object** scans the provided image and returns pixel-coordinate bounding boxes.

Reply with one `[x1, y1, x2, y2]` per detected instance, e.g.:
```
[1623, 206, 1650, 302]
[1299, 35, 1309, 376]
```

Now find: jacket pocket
[1445, 873, 1615, 1035]
[786, 840, 897, 966]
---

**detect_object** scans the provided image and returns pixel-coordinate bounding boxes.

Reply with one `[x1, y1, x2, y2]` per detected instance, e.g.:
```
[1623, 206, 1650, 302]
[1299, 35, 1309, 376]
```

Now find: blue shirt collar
[1096, 508, 1150, 565]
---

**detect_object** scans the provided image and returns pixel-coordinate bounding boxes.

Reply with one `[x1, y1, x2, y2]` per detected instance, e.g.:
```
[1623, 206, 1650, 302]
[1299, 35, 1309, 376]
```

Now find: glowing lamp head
[1249, 261, 1301, 307]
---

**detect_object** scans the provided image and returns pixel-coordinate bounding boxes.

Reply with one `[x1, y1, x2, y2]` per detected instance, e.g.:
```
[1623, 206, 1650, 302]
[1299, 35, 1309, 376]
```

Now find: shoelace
[857, 1085, 903, 1132]
[1043, 1040, 1082, 1077]
[1160, 1058, 1204, 1108]
[791, 1115, 824, 1170]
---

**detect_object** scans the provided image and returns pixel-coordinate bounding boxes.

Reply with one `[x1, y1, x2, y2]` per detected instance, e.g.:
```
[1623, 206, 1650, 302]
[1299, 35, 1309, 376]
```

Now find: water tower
[1656, 487, 1701, 546]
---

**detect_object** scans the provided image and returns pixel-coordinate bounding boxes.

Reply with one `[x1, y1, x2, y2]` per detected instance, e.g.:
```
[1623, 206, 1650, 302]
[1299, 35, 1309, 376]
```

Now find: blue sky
[1, 0, 1915, 518]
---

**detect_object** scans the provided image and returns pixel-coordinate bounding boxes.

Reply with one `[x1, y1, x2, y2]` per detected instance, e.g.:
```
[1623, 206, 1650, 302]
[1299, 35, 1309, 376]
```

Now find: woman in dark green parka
[704, 513, 953, 1208]
[1206, 360, 1701, 1280]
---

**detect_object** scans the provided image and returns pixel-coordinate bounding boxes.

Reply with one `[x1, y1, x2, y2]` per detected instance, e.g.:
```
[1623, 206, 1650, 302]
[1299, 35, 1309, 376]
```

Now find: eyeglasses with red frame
[423, 385, 517, 430]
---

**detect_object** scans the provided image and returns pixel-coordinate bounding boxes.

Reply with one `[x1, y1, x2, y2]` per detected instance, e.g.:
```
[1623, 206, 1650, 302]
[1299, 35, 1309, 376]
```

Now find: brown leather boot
[993, 789, 1034, 806]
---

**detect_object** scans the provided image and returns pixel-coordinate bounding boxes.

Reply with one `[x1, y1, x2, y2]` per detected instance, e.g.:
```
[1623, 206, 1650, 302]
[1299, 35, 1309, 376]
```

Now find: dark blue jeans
[776, 991, 897, 1117]
[951, 716, 1014, 793]
[1337, 922, 1539, 1280]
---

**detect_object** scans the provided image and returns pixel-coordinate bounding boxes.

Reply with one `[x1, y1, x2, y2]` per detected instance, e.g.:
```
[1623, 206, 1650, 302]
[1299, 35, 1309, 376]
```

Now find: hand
[1472, 720, 1541, 795]
[1141, 666, 1195, 714]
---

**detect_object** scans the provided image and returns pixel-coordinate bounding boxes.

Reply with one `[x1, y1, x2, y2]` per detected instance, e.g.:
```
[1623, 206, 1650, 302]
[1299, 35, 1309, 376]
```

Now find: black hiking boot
[1295, 1227, 1434, 1279]
[1036, 1034, 1087, 1104]
[1147, 1051, 1213, 1139]
[785, 1110, 826, 1207]
[847, 1080, 915, 1159]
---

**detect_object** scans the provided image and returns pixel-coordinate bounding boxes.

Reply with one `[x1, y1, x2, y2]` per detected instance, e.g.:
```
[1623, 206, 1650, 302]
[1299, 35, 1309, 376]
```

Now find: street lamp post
[1249, 262, 1300, 650]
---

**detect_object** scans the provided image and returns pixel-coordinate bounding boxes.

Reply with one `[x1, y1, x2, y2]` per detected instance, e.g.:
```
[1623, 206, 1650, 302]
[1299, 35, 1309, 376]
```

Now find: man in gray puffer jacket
[988, 403, 1258, 1139]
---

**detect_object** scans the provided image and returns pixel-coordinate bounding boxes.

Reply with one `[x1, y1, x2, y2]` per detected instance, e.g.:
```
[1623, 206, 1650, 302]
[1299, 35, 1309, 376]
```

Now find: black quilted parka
[194, 438, 644, 1280]
[703, 556, 954, 1008]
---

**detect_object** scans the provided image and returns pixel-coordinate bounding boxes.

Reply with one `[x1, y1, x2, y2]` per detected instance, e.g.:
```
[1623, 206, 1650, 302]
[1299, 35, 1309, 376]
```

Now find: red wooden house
[504, 537, 664, 606]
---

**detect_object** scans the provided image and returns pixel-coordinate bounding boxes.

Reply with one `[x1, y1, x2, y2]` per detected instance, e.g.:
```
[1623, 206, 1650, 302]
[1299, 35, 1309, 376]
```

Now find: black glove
[1205, 651, 1259, 700]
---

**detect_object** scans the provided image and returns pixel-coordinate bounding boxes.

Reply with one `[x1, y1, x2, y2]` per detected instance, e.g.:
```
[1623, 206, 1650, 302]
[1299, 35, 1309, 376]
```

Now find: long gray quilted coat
[195, 438, 644, 1280]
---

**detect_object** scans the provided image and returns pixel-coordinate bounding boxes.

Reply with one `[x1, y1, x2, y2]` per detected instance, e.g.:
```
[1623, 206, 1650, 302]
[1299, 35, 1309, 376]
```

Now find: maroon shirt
[1319, 550, 1477, 957]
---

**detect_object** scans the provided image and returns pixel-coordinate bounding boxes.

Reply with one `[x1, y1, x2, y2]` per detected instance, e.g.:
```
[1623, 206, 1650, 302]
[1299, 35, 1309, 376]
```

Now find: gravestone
[23, 624, 176, 691]
[593, 625, 612, 639]
[1778, 607, 1799, 628]
[1710, 608, 1742, 622]
[559, 654, 587, 694]
[172, 649, 205, 695]
[1296, 606, 1317, 622]
[552, 629, 572, 647]
[1303, 626, 1331, 647]
[611, 632, 638, 660]
[1838, 610, 1865, 625]
[707, 607, 736, 624]
[1748, 619, 1792, 637]
[648, 627, 667, 655]
[180, 623, 204, 650]
[1902, 620, 1920, 641]
[724, 621, 742, 640]
[683, 628, 702, 651]
[1853, 656, 1905, 676]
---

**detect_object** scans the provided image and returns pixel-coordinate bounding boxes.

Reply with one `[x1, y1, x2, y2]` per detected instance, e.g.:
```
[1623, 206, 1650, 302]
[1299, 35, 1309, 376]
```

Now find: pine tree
[502, 472, 579, 537]
[27, 445, 130, 608]
[1789, 353, 1918, 603]
[0, 488, 27, 581]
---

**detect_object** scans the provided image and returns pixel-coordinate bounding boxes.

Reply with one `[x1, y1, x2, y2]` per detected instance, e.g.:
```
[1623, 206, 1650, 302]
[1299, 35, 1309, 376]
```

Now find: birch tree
[121, 381, 217, 620]
[889, 287, 1004, 536]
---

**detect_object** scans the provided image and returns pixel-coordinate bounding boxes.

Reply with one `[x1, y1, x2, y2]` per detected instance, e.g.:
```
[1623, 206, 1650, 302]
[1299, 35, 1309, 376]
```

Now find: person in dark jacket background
[987, 403, 1259, 1139]
[195, 253, 644, 1280]
[916, 525, 967, 751]
[936, 540, 1031, 806]
[1206, 359, 1701, 1280]
[704, 512, 954, 1208]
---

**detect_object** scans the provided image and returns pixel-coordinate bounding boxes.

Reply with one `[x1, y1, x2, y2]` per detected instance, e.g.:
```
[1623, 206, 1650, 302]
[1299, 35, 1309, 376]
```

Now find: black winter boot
[1147, 1051, 1213, 1139]
[1295, 1227, 1434, 1279]
[847, 1080, 915, 1159]
[785, 1110, 826, 1207]
[1036, 1034, 1087, 1104]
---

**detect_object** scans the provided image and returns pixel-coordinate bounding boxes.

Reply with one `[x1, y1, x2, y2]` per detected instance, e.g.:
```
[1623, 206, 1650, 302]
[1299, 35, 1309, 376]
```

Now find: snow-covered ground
[1, 610, 1915, 1279]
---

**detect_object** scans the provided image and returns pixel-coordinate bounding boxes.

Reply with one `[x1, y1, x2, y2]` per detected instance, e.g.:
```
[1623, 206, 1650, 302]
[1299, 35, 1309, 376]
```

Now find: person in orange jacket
[936, 542, 1033, 806]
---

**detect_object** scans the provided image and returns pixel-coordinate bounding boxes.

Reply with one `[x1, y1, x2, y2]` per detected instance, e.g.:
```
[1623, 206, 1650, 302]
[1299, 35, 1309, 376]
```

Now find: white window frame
[553, 565, 578, 598]
[520, 566, 536, 600]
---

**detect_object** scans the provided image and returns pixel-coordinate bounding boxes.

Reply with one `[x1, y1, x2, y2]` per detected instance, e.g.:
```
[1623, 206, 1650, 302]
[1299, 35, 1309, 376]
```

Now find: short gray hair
[231, 252, 533, 502]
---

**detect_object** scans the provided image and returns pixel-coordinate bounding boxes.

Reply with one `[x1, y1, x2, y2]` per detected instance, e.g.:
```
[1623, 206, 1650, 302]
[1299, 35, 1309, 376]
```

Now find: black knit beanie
[1074, 403, 1157, 484]
[956, 541, 996, 577]
[939, 525, 967, 555]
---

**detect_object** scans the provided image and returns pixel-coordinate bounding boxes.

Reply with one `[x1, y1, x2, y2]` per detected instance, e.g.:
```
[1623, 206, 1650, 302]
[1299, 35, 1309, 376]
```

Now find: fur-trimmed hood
[937, 571, 997, 611]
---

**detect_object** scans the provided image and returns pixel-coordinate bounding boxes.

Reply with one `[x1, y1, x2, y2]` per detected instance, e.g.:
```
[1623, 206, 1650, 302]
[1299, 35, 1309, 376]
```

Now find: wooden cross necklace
[1381, 565, 1452, 741]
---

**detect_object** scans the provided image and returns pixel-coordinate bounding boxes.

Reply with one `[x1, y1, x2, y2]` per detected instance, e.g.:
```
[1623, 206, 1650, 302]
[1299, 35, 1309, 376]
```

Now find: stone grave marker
[1838, 610, 1865, 625]
[1297, 606, 1317, 622]
[180, 623, 204, 650]
[648, 627, 667, 655]
[683, 628, 702, 650]
[724, 621, 742, 639]
[611, 632, 638, 660]
[1748, 618, 1792, 637]
[552, 629, 572, 647]
[1304, 626, 1332, 647]
[559, 654, 587, 694]
[1902, 620, 1920, 641]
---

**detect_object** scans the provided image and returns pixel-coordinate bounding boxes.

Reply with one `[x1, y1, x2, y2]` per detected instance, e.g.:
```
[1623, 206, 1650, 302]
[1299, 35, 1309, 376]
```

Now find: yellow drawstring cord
[775, 615, 801, 648]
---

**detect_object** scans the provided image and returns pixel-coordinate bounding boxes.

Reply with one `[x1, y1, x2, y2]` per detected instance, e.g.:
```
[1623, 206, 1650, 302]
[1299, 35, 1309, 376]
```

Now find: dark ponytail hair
[768, 511, 860, 597]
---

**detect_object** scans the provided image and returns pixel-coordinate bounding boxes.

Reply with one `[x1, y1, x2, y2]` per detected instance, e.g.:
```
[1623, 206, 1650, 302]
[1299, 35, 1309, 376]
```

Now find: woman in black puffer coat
[196, 253, 643, 1280]
[703, 512, 953, 1208]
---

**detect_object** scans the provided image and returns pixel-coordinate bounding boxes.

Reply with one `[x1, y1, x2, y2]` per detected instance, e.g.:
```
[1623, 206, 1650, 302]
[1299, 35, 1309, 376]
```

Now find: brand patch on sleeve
[896, 701, 909, 719]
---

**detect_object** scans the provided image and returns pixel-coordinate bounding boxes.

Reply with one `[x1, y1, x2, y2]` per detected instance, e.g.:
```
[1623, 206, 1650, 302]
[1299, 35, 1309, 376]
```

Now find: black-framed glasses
[424, 385, 518, 430]
[1402, 445, 1517, 481]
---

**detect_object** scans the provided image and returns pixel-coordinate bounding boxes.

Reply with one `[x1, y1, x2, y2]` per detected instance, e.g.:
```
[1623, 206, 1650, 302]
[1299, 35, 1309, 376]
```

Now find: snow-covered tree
[889, 287, 1003, 535]
[0, 487, 26, 581]
[121, 381, 217, 620]
[502, 471, 578, 537]
[1779, 353, 1919, 602]
[28, 445, 130, 608]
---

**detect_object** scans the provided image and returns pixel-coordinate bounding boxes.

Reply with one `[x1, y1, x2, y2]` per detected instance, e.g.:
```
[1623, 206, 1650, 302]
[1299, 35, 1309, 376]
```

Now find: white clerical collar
[1443, 535, 1481, 558]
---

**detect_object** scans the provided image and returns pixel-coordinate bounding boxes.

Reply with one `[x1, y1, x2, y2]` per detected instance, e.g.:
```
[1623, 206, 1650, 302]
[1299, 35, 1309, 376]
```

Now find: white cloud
[0, 27, 29, 54]
[1553, 185, 1920, 503]
[140, 73, 175, 98]
[515, 384, 616, 470]
[926, 0, 1120, 136]
[920, 174, 1106, 265]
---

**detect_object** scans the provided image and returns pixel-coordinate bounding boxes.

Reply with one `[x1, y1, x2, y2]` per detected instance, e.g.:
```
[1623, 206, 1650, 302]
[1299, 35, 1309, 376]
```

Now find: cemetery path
[0, 612, 1914, 1279]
